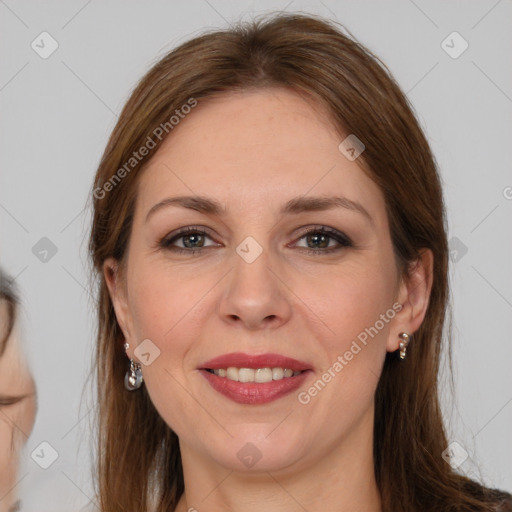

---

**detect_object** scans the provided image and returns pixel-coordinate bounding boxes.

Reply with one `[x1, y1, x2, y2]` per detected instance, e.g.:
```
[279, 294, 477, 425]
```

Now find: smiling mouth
[199, 352, 312, 404]
[205, 367, 304, 383]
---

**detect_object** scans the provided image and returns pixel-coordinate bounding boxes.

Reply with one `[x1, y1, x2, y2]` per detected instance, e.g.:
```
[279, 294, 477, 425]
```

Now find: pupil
[309, 233, 328, 249]
[184, 234, 203, 248]
[182, 233, 330, 250]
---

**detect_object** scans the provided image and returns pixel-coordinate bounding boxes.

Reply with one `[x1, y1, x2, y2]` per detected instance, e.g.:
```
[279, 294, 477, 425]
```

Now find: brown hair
[89, 12, 512, 512]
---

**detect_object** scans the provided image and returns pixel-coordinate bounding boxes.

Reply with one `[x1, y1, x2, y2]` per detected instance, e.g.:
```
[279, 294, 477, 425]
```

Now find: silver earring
[398, 332, 410, 360]
[124, 359, 143, 390]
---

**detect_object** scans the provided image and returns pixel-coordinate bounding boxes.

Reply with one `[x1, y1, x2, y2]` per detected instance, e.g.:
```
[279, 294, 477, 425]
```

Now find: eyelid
[0, 395, 26, 407]
[293, 225, 352, 243]
[291, 225, 353, 254]
[159, 224, 353, 255]
[159, 225, 219, 249]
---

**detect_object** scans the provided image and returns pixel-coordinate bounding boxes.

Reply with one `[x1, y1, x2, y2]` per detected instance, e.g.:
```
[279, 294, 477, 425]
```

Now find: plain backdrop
[0, 1, 511, 510]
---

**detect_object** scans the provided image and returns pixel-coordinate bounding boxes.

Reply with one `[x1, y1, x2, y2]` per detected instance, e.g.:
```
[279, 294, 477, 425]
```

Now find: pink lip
[200, 369, 311, 405]
[200, 352, 312, 372]
[198, 352, 313, 405]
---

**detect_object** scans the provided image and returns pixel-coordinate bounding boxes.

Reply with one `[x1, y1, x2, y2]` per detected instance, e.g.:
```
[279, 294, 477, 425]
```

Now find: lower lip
[200, 369, 311, 405]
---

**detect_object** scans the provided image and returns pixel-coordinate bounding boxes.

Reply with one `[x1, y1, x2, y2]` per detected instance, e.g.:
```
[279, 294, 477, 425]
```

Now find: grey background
[0, 1, 511, 510]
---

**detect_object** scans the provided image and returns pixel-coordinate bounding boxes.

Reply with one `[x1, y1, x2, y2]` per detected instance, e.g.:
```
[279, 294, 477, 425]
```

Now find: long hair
[89, 13, 511, 511]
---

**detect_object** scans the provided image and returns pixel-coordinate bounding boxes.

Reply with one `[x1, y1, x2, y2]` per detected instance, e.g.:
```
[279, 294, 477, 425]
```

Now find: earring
[398, 332, 410, 360]
[124, 359, 143, 390]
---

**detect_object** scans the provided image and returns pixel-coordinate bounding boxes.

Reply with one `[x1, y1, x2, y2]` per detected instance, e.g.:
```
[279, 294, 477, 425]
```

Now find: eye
[292, 226, 353, 255]
[159, 226, 218, 254]
[0, 395, 26, 407]
[159, 225, 353, 256]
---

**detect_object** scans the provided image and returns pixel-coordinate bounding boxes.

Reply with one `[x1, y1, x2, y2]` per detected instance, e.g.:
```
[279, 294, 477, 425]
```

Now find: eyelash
[0, 396, 24, 407]
[159, 225, 353, 256]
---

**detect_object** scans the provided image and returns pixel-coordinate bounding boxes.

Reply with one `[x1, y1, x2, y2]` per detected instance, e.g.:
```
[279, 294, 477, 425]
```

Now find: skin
[105, 88, 433, 512]
[0, 301, 37, 512]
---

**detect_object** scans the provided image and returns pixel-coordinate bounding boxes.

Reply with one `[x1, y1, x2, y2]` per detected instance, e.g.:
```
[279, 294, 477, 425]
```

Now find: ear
[103, 257, 135, 355]
[386, 249, 434, 352]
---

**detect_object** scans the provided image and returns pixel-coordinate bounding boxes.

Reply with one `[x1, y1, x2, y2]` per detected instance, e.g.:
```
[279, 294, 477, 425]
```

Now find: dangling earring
[398, 332, 410, 360]
[124, 359, 143, 390]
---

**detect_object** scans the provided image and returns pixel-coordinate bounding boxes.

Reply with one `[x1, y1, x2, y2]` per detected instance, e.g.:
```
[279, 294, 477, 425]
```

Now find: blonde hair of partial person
[88, 13, 512, 512]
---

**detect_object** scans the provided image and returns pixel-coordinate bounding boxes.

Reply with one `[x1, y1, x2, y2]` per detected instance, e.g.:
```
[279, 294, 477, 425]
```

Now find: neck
[175, 406, 381, 512]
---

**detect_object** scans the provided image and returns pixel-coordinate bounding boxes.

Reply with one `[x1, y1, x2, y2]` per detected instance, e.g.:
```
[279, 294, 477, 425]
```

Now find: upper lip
[200, 352, 313, 372]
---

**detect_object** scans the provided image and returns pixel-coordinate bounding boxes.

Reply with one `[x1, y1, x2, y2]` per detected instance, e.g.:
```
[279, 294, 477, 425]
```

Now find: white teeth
[211, 367, 302, 383]
[226, 367, 239, 381]
[255, 368, 273, 383]
[272, 367, 284, 380]
[238, 368, 255, 383]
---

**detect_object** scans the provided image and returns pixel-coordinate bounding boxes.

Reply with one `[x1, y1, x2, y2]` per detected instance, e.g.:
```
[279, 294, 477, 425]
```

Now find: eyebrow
[145, 195, 373, 225]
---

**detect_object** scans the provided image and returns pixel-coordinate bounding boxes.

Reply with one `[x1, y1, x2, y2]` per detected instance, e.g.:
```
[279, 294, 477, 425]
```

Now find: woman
[89, 13, 512, 512]
[0, 268, 37, 512]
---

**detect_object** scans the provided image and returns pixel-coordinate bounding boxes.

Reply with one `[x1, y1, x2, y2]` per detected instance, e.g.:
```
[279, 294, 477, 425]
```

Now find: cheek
[129, 261, 197, 339]
[298, 255, 397, 413]
[339, 274, 393, 342]
[0, 403, 29, 491]
[127, 266, 205, 431]
[305, 256, 396, 351]
[127, 260, 214, 381]
[0, 417, 14, 460]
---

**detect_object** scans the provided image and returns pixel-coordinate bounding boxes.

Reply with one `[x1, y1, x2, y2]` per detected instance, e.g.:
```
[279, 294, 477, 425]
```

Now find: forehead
[136, 88, 385, 223]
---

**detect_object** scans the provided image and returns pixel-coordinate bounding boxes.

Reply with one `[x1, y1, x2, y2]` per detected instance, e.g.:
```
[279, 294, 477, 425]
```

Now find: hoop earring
[124, 359, 143, 390]
[398, 332, 411, 360]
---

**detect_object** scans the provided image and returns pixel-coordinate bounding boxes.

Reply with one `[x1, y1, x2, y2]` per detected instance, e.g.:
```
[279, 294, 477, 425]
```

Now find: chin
[204, 427, 311, 473]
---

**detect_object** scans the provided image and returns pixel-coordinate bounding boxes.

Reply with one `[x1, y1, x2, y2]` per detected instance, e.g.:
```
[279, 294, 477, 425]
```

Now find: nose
[218, 244, 293, 331]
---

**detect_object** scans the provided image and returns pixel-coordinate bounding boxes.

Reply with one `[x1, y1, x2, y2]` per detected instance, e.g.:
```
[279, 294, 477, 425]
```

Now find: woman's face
[107, 88, 410, 473]
[0, 301, 36, 508]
